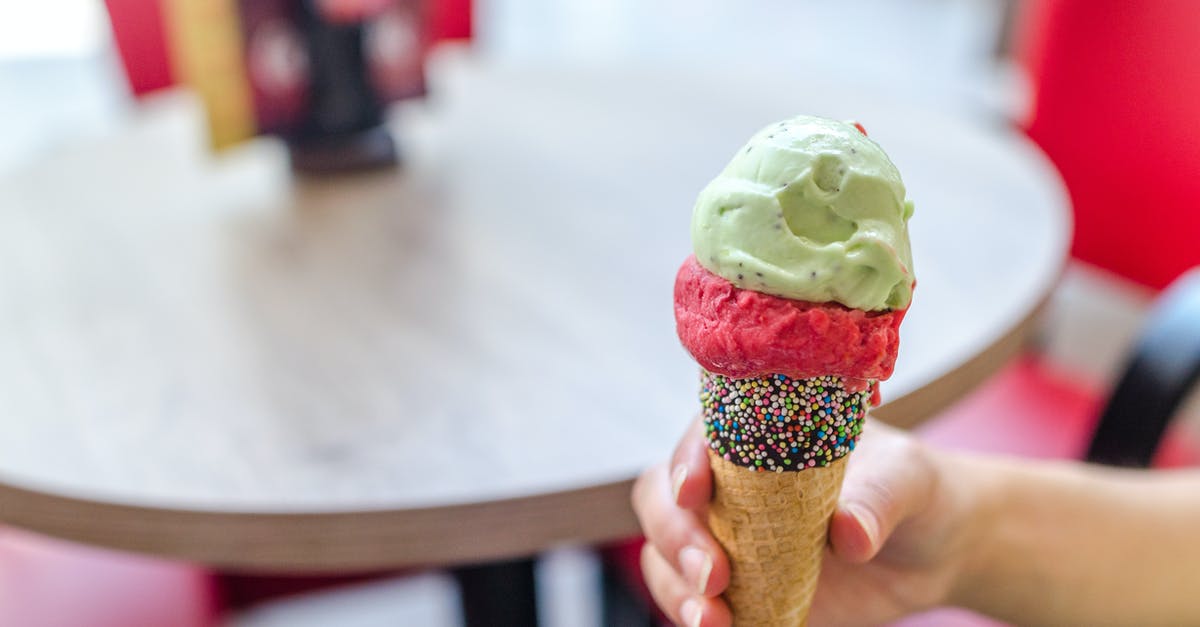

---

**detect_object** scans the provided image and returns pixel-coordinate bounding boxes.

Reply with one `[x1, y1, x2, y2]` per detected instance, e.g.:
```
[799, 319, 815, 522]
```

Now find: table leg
[453, 557, 539, 627]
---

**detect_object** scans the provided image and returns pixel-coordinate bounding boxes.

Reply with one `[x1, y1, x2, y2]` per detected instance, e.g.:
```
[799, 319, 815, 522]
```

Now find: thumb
[828, 429, 934, 563]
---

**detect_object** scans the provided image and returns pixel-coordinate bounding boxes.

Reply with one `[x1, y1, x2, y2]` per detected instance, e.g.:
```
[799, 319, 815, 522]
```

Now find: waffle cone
[707, 449, 848, 627]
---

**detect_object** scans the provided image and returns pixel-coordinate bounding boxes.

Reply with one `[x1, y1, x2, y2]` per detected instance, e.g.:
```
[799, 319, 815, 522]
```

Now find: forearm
[949, 454, 1200, 626]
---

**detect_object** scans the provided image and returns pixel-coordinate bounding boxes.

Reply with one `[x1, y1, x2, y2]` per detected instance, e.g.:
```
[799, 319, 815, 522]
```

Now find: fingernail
[680, 597, 703, 627]
[679, 546, 712, 595]
[671, 465, 688, 504]
[847, 504, 877, 548]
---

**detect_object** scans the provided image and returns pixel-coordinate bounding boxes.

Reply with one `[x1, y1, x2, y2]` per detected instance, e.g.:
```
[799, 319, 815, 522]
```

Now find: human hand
[631, 419, 981, 626]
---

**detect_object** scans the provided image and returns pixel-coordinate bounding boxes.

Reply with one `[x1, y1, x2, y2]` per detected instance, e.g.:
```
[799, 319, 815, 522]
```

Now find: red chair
[0, 528, 219, 627]
[1015, 0, 1200, 290]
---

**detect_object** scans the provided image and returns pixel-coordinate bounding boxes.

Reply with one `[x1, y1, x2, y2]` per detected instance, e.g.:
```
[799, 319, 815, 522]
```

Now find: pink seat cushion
[916, 355, 1104, 460]
[919, 354, 1200, 467]
[0, 528, 218, 627]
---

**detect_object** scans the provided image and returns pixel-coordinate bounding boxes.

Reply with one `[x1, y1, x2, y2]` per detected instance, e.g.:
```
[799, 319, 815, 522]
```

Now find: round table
[0, 58, 1070, 572]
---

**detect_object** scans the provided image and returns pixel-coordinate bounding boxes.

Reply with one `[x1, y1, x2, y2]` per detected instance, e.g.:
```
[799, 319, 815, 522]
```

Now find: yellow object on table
[163, 0, 256, 149]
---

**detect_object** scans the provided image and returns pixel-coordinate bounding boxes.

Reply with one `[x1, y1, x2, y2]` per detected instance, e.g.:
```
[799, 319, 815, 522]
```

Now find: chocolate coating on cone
[702, 371, 868, 471]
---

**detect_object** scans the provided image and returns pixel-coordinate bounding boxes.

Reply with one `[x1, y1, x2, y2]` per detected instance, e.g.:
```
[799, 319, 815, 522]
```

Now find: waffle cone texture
[708, 450, 847, 626]
[701, 370, 868, 626]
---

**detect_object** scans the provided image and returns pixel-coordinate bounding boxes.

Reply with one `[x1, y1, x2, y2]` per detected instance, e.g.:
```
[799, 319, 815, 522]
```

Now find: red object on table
[1015, 0, 1200, 290]
[102, 0, 175, 95]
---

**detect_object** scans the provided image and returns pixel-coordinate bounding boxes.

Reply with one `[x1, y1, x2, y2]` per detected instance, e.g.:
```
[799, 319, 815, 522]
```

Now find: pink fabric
[917, 355, 1103, 459]
[889, 608, 1009, 627]
[0, 529, 218, 627]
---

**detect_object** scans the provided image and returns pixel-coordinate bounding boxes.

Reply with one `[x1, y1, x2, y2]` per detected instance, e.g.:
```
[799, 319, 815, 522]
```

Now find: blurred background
[0, 0, 1020, 174]
[2, 1, 1200, 626]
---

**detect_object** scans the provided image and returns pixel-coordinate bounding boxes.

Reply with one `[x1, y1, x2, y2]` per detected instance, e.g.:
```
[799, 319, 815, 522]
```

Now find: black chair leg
[453, 557, 539, 627]
[601, 557, 655, 627]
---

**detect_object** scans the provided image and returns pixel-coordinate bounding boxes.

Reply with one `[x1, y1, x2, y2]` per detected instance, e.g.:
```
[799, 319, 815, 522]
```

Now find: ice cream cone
[701, 370, 869, 626]
[672, 115, 914, 626]
[708, 450, 847, 627]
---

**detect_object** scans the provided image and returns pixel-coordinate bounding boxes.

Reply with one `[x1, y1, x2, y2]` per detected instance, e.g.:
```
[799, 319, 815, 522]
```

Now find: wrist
[938, 450, 1010, 611]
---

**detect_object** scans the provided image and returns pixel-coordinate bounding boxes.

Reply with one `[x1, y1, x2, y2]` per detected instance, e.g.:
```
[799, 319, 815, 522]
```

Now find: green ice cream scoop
[691, 115, 914, 311]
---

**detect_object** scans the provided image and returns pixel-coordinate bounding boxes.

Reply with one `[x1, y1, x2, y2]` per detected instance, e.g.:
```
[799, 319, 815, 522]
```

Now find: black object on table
[289, 0, 397, 174]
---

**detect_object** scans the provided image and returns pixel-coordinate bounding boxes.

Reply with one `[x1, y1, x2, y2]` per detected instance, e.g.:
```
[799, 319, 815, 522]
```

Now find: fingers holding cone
[641, 542, 733, 627]
[633, 418, 733, 623]
[829, 422, 937, 564]
[633, 420, 731, 598]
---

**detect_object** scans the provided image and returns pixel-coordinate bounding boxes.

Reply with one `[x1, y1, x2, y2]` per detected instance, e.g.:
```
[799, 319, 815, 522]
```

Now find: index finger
[670, 418, 713, 510]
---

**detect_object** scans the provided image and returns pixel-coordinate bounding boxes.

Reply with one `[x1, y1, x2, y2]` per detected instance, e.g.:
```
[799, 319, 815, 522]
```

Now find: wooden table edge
[0, 290, 1052, 572]
[0, 475, 642, 573]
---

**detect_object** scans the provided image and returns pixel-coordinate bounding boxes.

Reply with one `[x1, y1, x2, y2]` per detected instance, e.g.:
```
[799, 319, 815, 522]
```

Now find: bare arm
[954, 456, 1200, 626]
